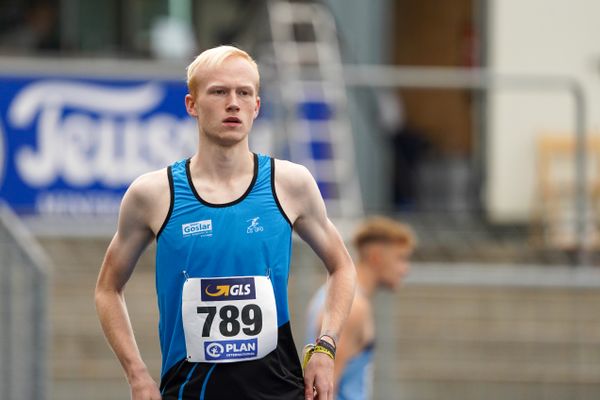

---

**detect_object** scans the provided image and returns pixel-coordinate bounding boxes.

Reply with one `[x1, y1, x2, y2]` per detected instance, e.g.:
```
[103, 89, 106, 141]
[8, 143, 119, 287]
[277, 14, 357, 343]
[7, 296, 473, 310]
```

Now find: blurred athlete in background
[306, 216, 415, 400]
[95, 45, 356, 400]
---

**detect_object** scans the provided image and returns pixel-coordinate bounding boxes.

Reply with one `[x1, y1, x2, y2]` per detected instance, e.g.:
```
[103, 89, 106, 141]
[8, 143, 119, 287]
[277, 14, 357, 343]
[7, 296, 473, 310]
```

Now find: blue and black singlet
[155, 153, 304, 400]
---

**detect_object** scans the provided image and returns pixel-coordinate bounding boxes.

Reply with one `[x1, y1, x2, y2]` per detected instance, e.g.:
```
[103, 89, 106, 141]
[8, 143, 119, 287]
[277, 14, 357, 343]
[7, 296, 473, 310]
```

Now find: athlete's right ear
[185, 94, 198, 117]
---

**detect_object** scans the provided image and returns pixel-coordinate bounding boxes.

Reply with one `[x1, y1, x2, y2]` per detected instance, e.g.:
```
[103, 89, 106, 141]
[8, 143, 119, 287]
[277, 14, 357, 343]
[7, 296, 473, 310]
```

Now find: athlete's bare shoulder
[129, 168, 169, 196]
[121, 167, 171, 236]
[273, 159, 320, 224]
[127, 168, 169, 203]
[273, 159, 313, 192]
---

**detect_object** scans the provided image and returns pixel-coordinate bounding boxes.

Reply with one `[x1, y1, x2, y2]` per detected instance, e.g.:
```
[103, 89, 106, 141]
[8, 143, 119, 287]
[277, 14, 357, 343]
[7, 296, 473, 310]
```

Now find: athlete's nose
[226, 93, 240, 112]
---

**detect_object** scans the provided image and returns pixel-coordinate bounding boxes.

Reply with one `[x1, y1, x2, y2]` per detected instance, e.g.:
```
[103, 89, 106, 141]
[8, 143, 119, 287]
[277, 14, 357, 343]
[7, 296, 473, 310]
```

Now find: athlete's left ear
[253, 96, 261, 120]
[185, 94, 198, 117]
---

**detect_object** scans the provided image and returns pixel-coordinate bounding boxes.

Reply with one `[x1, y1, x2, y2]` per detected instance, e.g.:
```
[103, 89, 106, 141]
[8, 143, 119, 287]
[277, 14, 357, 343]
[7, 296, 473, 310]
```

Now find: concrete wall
[486, 0, 600, 222]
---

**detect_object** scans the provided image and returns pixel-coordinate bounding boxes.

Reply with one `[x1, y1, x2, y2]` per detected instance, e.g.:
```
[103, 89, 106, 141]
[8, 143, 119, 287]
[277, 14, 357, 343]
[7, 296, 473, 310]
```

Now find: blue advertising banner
[0, 72, 343, 219]
[0, 75, 197, 215]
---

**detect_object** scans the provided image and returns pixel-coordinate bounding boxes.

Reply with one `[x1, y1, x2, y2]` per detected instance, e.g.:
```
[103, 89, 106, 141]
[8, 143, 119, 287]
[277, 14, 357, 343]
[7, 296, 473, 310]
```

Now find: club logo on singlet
[182, 219, 212, 237]
[201, 277, 256, 301]
[246, 217, 264, 234]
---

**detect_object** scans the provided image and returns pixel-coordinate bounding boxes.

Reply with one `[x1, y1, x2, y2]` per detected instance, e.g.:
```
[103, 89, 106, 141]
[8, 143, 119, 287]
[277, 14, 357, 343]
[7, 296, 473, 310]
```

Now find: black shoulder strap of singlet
[270, 158, 292, 227]
[156, 165, 174, 240]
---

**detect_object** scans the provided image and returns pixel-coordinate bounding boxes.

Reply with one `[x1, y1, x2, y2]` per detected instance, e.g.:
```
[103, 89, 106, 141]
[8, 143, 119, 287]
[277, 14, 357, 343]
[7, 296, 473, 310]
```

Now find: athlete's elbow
[347, 261, 357, 288]
[94, 281, 113, 310]
[94, 272, 125, 310]
[329, 256, 356, 287]
[94, 284, 108, 318]
[340, 253, 357, 281]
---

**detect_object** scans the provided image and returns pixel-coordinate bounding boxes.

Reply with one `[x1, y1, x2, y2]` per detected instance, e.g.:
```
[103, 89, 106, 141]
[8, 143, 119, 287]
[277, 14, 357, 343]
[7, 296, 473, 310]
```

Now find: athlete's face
[185, 56, 260, 146]
[374, 244, 411, 290]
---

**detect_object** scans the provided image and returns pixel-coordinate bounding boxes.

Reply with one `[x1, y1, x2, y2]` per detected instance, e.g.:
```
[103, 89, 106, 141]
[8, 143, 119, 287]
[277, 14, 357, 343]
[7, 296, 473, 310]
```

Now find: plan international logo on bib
[182, 219, 212, 237]
[201, 277, 256, 301]
[204, 339, 258, 361]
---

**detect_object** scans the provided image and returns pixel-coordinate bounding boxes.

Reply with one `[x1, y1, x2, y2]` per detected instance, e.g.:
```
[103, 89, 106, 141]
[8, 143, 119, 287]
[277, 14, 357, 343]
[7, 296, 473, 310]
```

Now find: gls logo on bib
[201, 277, 256, 301]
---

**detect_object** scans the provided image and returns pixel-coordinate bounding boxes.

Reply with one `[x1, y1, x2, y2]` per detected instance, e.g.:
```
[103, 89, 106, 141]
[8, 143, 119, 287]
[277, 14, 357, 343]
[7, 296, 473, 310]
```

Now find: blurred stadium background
[1, 0, 600, 399]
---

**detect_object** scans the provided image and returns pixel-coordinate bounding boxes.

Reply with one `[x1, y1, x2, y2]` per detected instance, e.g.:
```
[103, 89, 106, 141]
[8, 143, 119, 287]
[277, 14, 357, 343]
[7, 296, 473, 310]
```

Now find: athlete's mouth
[223, 116, 242, 124]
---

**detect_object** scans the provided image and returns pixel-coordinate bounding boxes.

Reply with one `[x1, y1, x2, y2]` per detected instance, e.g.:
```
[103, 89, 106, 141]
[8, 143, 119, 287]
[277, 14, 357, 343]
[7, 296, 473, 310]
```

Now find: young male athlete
[95, 45, 356, 400]
[306, 217, 415, 400]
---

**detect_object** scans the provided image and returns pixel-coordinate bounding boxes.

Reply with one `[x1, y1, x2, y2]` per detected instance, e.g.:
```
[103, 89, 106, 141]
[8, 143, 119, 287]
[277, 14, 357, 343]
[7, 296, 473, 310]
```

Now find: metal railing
[0, 202, 50, 400]
[338, 65, 589, 265]
[0, 56, 590, 264]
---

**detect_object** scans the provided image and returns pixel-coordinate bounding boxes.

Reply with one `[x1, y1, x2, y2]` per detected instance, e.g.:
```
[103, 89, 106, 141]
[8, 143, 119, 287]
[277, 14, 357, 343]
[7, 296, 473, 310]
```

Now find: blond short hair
[353, 216, 416, 253]
[186, 45, 260, 96]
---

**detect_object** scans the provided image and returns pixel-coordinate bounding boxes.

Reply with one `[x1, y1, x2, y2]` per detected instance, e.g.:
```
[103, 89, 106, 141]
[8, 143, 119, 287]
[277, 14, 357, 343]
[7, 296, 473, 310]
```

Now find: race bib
[181, 275, 278, 363]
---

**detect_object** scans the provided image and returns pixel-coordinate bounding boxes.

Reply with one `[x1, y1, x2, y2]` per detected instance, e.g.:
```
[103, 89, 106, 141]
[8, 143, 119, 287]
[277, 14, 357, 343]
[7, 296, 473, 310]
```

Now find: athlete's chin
[206, 131, 249, 147]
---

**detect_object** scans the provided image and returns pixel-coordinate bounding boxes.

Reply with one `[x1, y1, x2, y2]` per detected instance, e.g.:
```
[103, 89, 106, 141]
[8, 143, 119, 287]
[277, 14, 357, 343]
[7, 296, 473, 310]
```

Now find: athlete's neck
[191, 142, 253, 182]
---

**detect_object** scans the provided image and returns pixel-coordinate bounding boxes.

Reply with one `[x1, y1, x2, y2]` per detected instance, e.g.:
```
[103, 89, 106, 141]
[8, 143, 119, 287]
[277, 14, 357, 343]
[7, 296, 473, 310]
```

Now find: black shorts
[160, 323, 304, 400]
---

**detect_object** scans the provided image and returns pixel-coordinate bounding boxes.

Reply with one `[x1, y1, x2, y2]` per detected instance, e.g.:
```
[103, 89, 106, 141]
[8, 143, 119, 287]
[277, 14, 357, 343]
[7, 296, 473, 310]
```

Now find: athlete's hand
[303, 352, 334, 400]
[129, 373, 162, 400]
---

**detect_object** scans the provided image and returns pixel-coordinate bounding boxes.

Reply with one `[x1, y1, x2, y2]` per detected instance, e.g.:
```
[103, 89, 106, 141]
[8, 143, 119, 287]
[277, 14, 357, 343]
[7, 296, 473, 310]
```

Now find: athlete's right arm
[95, 170, 169, 400]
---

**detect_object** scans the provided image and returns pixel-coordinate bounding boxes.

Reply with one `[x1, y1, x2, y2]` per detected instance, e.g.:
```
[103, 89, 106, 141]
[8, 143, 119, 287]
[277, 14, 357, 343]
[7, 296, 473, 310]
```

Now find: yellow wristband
[312, 345, 335, 360]
[302, 344, 315, 370]
[302, 343, 336, 371]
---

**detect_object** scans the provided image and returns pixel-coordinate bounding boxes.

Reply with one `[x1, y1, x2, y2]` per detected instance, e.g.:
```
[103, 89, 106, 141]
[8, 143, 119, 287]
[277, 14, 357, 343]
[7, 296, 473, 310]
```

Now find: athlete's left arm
[275, 160, 356, 400]
[294, 197, 356, 351]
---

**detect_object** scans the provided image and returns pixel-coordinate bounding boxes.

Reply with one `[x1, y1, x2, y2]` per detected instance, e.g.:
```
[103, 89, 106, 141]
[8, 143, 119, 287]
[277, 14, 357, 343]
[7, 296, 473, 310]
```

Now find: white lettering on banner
[0, 116, 6, 189]
[37, 191, 122, 215]
[7, 80, 197, 187]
